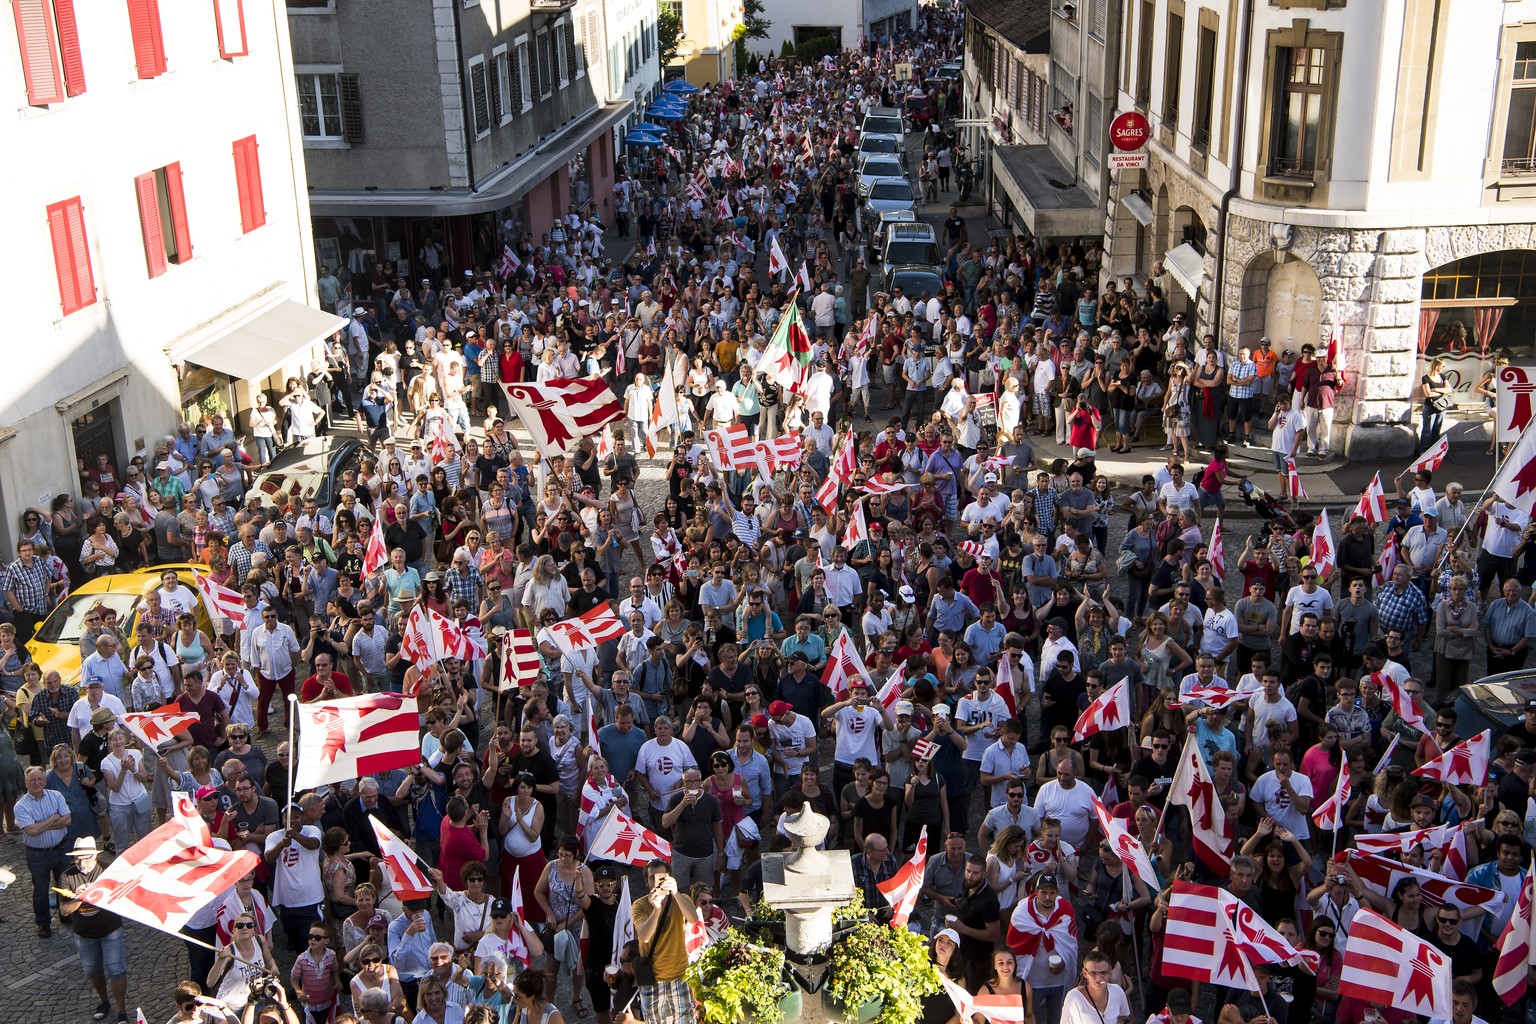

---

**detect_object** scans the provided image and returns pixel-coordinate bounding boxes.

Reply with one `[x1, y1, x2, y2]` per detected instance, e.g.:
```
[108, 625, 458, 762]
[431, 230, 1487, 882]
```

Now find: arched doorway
[1237, 252, 1322, 355]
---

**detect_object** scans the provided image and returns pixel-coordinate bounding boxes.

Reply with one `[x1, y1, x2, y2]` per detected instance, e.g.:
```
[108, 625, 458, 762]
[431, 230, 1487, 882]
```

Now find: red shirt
[959, 567, 1003, 608]
[438, 818, 487, 890]
[300, 673, 355, 702]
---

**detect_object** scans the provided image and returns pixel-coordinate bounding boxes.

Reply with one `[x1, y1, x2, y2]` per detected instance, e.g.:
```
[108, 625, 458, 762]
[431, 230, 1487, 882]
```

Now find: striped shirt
[1483, 598, 1536, 647]
[1227, 359, 1257, 399]
[1374, 582, 1428, 634]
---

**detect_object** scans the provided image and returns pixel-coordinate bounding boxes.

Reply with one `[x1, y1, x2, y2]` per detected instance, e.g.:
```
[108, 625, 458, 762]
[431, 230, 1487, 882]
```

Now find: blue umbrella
[632, 121, 668, 133]
[649, 101, 687, 114]
[624, 132, 663, 146]
[663, 80, 700, 94]
[645, 107, 683, 120]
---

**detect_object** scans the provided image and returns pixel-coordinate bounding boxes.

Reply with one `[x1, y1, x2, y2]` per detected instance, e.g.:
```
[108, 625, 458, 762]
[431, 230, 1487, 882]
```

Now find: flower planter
[749, 987, 803, 1024]
[825, 993, 883, 1024]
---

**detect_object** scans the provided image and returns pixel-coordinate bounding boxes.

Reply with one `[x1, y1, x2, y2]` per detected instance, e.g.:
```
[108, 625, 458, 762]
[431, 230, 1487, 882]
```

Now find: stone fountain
[760, 804, 858, 1022]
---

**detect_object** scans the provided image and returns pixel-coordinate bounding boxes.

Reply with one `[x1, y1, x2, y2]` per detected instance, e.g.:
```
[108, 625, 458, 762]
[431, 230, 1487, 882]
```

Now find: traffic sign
[1109, 110, 1150, 152]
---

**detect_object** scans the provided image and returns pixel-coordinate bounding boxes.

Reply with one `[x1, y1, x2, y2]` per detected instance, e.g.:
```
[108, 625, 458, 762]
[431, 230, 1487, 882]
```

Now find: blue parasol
[663, 80, 700, 94]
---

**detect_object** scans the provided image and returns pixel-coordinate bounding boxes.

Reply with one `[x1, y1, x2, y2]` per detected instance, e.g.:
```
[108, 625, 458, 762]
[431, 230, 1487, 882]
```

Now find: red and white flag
[611, 875, 637, 968]
[876, 825, 928, 929]
[498, 246, 522, 281]
[500, 628, 542, 690]
[578, 774, 622, 838]
[1354, 822, 1455, 856]
[768, 235, 790, 277]
[874, 664, 907, 710]
[957, 540, 988, 561]
[841, 503, 870, 550]
[295, 692, 420, 789]
[1373, 733, 1402, 774]
[1311, 758, 1351, 831]
[1345, 851, 1507, 914]
[1412, 728, 1491, 786]
[546, 602, 627, 656]
[715, 195, 733, 221]
[994, 655, 1021, 716]
[860, 475, 916, 496]
[832, 429, 858, 484]
[813, 472, 840, 513]
[705, 424, 756, 471]
[1374, 529, 1401, 588]
[401, 603, 483, 668]
[752, 434, 803, 478]
[1072, 680, 1131, 742]
[1167, 732, 1233, 874]
[1209, 518, 1226, 584]
[1169, 687, 1250, 710]
[120, 705, 199, 751]
[1338, 908, 1452, 1019]
[1495, 869, 1536, 1003]
[685, 174, 708, 202]
[501, 377, 624, 461]
[193, 572, 247, 632]
[822, 630, 872, 697]
[1310, 508, 1336, 580]
[1491, 422, 1536, 516]
[1093, 796, 1159, 889]
[1353, 473, 1389, 525]
[584, 807, 672, 865]
[1373, 670, 1426, 734]
[1161, 882, 1256, 989]
[1226, 892, 1321, 974]
[1286, 456, 1308, 499]
[796, 261, 812, 293]
[361, 515, 389, 577]
[1406, 435, 1450, 474]
[75, 819, 260, 935]
[371, 818, 433, 901]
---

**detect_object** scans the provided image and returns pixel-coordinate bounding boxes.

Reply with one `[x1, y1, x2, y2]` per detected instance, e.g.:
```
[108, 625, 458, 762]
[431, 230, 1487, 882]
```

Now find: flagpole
[285, 693, 298, 830]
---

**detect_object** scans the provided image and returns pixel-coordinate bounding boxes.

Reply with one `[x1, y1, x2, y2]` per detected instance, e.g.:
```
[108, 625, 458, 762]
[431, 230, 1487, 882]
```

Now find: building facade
[753, 0, 917, 56]
[602, 0, 663, 142]
[289, 0, 635, 301]
[1104, 0, 1536, 457]
[0, 0, 336, 556]
[663, 0, 741, 86]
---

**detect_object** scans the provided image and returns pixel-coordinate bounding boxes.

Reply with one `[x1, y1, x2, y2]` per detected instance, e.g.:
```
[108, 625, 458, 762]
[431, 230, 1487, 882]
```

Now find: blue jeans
[108, 798, 152, 848]
[25, 842, 65, 926]
[253, 436, 276, 465]
[75, 926, 128, 980]
[1420, 404, 1444, 451]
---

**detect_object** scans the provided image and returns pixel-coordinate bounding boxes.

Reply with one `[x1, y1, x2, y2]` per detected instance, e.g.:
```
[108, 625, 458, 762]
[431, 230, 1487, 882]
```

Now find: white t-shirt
[769, 713, 817, 778]
[955, 692, 1012, 763]
[1483, 503, 1530, 559]
[1158, 481, 1200, 515]
[831, 705, 884, 767]
[264, 825, 324, 908]
[1062, 985, 1130, 1024]
[635, 738, 697, 809]
[1250, 769, 1315, 840]
[1284, 585, 1334, 633]
[1200, 608, 1239, 658]
[1032, 778, 1099, 847]
[67, 694, 127, 735]
[101, 750, 148, 806]
[1248, 692, 1297, 748]
[1270, 408, 1306, 454]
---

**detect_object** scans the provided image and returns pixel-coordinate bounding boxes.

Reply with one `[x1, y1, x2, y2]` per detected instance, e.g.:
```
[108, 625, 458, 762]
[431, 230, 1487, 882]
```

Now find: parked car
[1450, 670, 1536, 740]
[935, 60, 963, 81]
[248, 436, 368, 510]
[858, 177, 917, 234]
[857, 154, 907, 198]
[883, 263, 947, 304]
[856, 133, 903, 163]
[28, 564, 214, 685]
[882, 222, 941, 267]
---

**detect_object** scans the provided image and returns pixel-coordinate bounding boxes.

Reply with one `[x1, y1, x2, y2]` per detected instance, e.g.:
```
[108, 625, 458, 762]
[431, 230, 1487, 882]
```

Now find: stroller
[1239, 478, 1300, 533]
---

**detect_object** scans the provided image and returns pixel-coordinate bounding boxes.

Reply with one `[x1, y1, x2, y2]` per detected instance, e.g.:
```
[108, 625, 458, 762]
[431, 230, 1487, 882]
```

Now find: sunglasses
[235, 922, 257, 930]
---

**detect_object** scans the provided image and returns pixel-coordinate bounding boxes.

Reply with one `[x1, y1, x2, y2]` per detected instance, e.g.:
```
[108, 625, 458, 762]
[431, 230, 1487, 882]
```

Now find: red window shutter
[46, 198, 95, 315]
[135, 171, 167, 278]
[54, 0, 85, 95]
[11, 0, 64, 105]
[164, 161, 192, 262]
[233, 135, 265, 233]
[214, 0, 248, 59]
[127, 0, 167, 79]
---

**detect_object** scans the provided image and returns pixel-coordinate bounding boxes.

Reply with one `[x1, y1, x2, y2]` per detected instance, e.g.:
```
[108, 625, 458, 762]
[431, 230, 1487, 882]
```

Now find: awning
[308, 100, 632, 218]
[1122, 192, 1154, 226]
[1164, 243, 1207, 298]
[990, 144, 1101, 238]
[181, 300, 346, 382]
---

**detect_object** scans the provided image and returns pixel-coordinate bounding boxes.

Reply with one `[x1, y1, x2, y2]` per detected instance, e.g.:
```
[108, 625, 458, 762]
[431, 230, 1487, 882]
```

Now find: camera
[254, 975, 282, 999]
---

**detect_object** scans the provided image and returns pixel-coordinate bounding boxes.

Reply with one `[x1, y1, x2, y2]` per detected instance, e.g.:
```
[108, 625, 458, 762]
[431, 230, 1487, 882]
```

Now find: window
[1271, 47, 1325, 175]
[135, 163, 192, 278]
[46, 197, 94, 316]
[12, 0, 85, 104]
[1050, 60, 1076, 136]
[569, 19, 581, 78]
[232, 135, 265, 233]
[1135, 0, 1153, 107]
[468, 55, 490, 138]
[1163, 11, 1183, 129]
[1503, 42, 1536, 174]
[492, 45, 510, 124]
[582, 13, 598, 82]
[1088, 0, 1107, 39]
[536, 29, 552, 98]
[555, 21, 568, 88]
[127, 0, 167, 79]
[1193, 24, 1217, 151]
[297, 72, 342, 138]
[514, 37, 531, 111]
[661, 0, 682, 32]
[1086, 92, 1103, 164]
[214, 0, 248, 58]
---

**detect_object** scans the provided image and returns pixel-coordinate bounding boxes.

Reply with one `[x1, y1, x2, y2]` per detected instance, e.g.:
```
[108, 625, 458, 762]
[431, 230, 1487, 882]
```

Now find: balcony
[530, 0, 575, 9]
[1502, 156, 1536, 177]
[1267, 155, 1317, 179]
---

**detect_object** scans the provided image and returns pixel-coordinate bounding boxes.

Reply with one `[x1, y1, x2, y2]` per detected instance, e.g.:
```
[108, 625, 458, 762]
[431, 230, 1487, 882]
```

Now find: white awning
[1164, 243, 1207, 298]
[181, 300, 346, 382]
[1122, 192, 1154, 226]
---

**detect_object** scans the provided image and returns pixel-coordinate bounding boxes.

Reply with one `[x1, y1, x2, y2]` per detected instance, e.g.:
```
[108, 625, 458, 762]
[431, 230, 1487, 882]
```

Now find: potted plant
[686, 927, 800, 1024]
[824, 923, 941, 1024]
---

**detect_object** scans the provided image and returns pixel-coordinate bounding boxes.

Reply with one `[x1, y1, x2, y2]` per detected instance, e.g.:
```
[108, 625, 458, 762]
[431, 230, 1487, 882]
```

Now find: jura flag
[1490, 422, 1536, 516]
[1286, 456, 1308, 499]
[296, 692, 420, 789]
[501, 377, 624, 461]
[1354, 473, 1389, 525]
[501, 628, 542, 690]
[361, 515, 388, 576]
[1072, 680, 1130, 741]
[585, 807, 672, 865]
[768, 234, 789, 277]
[705, 424, 755, 471]
[371, 818, 434, 902]
[1373, 670, 1427, 734]
[822, 630, 872, 698]
[1411, 728, 1491, 786]
[1338, 908, 1453, 1019]
[841, 503, 870, 550]
[1310, 508, 1336, 580]
[546, 603, 627, 655]
[1093, 796, 1159, 889]
[1311, 758, 1352, 831]
[1494, 870, 1536, 1003]
[1209, 518, 1226, 584]
[1161, 882, 1256, 990]
[121, 705, 199, 751]
[193, 572, 247, 631]
[1406, 435, 1450, 474]
[75, 819, 259, 935]
[1167, 732, 1233, 873]
[877, 826, 928, 929]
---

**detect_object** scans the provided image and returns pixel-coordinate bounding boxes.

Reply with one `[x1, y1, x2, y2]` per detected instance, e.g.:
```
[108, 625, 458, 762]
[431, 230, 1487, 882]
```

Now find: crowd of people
[6, 7, 1536, 1024]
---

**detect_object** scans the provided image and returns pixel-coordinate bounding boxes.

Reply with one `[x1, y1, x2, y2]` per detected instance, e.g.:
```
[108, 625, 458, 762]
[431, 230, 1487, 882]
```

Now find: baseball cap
[932, 704, 951, 718]
[769, 700, 794, 717]
[1411, 794, 1437, 810]
[1518, 748, 1536, 766]
[935, 927, 961, 946]
[1035, 873, 1060, 891]
[898, 585, 916, 603]
[368, 913, 388, 929]
[893, 700, 914, 716]
[195, 785, 220, 802]
[594, 864, 619, 881]
[750, 714, 769, 728]
[788, 651, 809, 664]
[490, 898, 512, 917]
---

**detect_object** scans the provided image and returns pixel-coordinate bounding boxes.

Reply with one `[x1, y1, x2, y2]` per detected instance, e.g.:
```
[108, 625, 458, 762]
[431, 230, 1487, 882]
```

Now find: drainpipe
[449, 0, 478, 194]
[1212, 0, 1255, 341]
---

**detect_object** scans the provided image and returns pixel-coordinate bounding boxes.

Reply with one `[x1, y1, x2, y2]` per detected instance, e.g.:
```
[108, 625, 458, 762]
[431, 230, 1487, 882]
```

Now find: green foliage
[741, 0, 771, 41]
[750, 894, 868, 924]
[825, 923, 942, 1024]
[780, 39, 796, 58]
[794, 35, 840, 65]
[686, 928, 792, 1024]
[659, 6, 682, 67]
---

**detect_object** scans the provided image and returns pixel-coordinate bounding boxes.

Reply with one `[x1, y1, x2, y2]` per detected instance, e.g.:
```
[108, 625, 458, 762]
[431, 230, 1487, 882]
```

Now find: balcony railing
[1502, 156, 1536, 177]
[1268, 155, 1317, 178]
[1192, 125, 1210, 152]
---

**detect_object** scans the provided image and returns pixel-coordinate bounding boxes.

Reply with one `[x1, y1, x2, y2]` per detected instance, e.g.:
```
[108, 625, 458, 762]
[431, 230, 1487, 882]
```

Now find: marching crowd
[6, 6, 1536, 1024]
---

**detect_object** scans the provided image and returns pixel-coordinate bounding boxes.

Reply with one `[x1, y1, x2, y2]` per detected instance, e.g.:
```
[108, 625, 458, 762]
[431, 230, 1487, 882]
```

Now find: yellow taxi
[27, 564, 215, 685]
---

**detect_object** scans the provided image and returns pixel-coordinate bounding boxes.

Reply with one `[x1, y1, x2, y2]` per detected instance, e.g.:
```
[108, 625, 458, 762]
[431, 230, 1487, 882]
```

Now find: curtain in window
[1474, 306, 1506, 354]
[1417, 307, 1439, 354]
